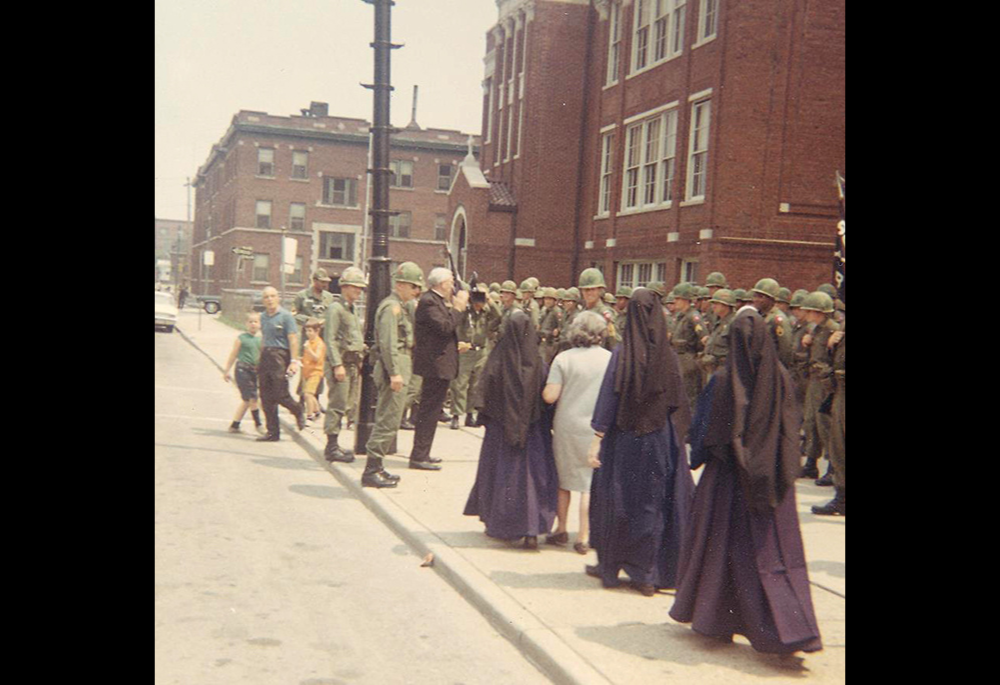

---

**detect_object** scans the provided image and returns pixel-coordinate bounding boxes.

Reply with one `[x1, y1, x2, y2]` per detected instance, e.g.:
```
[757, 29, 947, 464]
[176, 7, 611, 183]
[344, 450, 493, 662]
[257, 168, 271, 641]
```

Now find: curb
[283, 419, 614, 685]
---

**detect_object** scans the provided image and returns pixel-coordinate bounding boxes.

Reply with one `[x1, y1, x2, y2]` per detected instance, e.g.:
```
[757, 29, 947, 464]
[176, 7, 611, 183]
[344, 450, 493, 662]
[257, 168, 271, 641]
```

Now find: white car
[155, 291, 179, 333]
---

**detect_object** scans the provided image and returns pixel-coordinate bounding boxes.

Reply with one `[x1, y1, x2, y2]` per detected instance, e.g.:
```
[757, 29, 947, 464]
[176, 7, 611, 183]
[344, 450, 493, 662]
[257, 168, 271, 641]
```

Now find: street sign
[232, 246, 254, 257]
[203, 250, 214, 266]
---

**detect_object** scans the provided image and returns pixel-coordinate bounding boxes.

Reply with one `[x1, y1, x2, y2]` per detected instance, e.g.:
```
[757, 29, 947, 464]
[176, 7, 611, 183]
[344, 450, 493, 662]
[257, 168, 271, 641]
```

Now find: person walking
[542, 311, 611, 555]
[586, 288, 695, 596]
[256, 286, 306, 441]
[362, 262, 424, 488]
[670, 299, 822, 654]
[321, 266, 367, 463]
[464, 309, 559, 549]
[408, 268, 469, 470]
[798, 292, 841, 486]
[222, 311, 266, 435]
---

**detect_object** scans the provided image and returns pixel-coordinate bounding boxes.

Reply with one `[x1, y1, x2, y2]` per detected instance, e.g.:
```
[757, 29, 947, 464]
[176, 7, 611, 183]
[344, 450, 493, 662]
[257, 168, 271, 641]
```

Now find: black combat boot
[465, 413, 476, 427]
[324, 434, 355, 463]
[815, 463, 834, 486]
[400, 408, 416, 430]
[799, 457, 819, 479]
[811, 487, 845, 516]
[450, 415, 460, 430]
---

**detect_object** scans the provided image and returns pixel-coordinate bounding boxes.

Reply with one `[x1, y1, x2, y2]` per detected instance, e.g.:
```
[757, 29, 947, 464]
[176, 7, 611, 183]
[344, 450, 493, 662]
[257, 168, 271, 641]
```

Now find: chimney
[309, 101, 329, 117]
[405, 86, 421, 131]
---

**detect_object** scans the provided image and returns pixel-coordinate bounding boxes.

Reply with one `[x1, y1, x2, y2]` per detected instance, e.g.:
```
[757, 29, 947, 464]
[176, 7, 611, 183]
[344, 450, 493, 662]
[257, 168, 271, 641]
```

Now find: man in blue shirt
[257, 286, 306, 441]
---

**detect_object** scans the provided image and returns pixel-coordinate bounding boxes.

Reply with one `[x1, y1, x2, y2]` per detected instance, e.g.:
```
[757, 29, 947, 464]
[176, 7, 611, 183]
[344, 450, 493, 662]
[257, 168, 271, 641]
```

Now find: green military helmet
[776, 287, 791, 304]
[752, 277, 781, 300]
[578, 267, 606, 289]
[615, 285, 633, 298]
[489, 282, 501, 293]
[393, 261, 425, 287]
[500, 280, 518, 294]
[555, 288, 567, 300]
[526, 276, 540, 290]
[697, 286, 711, 300]
[563, 287, 581, 302]
[519, 279, 536, 294]
[339, 266, 368, 288]
[733, 288, 750, 302]
[646, 281, 665, 297]
[705, 271, 728, 288]
[709, 288, 737, 307]
[664, 292, 675, 304]
[817, 283, 837, 298]
[542, 287, 558, 299]
[672, 282, 695, 300]
[800, 291, 835, 314]
[603, 292, 616, 304]
[790, 290, 809, 308]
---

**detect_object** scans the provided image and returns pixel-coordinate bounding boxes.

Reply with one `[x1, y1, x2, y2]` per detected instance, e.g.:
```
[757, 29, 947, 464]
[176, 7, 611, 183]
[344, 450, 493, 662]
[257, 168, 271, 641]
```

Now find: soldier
[734, 288, 752, 308]
[798, 292, 840, 483]
[812, 321, 845, 515]
[449, 284, 500, 428]
[321, 266, 367, 463]
[554, 287, 581, 355]
[751, 278, 793, 369]
[362, 262, 424, 488]
[578, 268, 620, 350]
[705, 271, 728, 295]
[613, 286, 632, 338]
[400, 295, 421, 431]
[518, 279, 541, 329]
[293, 269, 336, 349]
[789, 290, 812, 410]
[538, 287, 562, 365]
[776, 287, 793, 316]
[696, 286, 715, 334]
[669, 282, 705, 412]
[697, 288, 737, 383]
[498, 280, 519, 338]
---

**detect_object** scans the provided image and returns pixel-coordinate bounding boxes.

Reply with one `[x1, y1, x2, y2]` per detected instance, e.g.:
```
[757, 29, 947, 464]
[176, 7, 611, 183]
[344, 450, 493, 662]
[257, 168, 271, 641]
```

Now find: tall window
[621, 107, 679, 210]
[698, 0, 718, 43]
[252, 254, 269, 282]
[642, 117, 661, 205]
[623, 125, 642, 209]
[660, 110, 679, 205]
[437, 164, 454, 191]
[606, 2, 622, 86]
[390, 160, 414, 188]
[291, 256, 304, 284]
[633, 0, 651, 71]
[257, 148, 274, 176]
[636, 1, 686, 71]
[291, 151, 308, 179]
[599, 132, 615, 215]
[323, 177, 358, 207]
[435, 215, 448, 241]
[319, 232, 355, 261]
[255, 200, 272, 229]
[389, 211, 411, 238]
[289, 202, 306, 232]
[686, 99, 711, 201]
[617, 261, 667, 289]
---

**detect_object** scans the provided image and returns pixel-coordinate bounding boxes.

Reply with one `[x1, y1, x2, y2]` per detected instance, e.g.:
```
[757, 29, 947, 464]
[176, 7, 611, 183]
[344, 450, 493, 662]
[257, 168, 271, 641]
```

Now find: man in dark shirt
[256, 286, 306, 441]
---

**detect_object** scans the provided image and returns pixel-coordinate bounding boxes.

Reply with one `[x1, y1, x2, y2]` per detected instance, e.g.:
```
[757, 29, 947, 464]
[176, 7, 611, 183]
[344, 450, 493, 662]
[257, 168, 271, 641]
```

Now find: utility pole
[355, 0, 401, 453]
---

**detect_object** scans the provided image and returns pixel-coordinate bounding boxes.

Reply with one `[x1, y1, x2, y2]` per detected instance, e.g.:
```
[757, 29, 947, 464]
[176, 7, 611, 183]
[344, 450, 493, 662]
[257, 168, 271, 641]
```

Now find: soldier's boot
[400, 408, 416, 430]
[799, 457, 819, 479]
[362, 457, 398, 488]
[811, 487, 845, 516]
[324, 434, 355, 463]
[815, 462, 835, 486]
[450, 415, 460, 430]
[465, 413, 477, 427]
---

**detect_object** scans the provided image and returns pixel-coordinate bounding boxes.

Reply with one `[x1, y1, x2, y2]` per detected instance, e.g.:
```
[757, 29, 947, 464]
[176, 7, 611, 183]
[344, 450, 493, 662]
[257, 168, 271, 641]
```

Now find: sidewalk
[176, 309, 845, 685]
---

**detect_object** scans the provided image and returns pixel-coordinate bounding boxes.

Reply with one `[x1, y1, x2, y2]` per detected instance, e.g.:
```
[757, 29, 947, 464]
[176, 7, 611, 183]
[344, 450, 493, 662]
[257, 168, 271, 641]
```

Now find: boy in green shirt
[223, 312, 265, 434]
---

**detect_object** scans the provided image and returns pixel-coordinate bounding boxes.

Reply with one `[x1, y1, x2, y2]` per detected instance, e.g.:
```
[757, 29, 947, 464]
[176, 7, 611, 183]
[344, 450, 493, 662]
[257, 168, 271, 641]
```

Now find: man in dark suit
[409, 267, 470, 470]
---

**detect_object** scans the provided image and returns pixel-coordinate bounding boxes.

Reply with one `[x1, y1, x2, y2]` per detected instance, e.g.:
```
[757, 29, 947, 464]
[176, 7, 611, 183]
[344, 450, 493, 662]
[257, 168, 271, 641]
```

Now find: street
[156, 309, 845, 685]
[154, 325, 552, 685]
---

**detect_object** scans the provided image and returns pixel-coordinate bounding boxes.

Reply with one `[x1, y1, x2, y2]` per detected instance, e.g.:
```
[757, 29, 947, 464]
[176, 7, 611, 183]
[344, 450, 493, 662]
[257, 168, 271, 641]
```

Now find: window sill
[626, 53, 683, 81]
[593, 213, 611, 221]
[254, 175, 276, 180]
[315, 203, 362, 210]
[617, 203, 672, 217]
[692, 35, 717, 50]
[680, 198, 706, 207]
[288, 177, 311, 183]
[602, 81, 619, 91]
[390, 186, 415, 192]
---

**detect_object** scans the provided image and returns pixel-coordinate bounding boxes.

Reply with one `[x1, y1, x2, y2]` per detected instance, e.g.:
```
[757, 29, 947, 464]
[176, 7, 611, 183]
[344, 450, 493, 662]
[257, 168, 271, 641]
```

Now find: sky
[155, 0, 499, 221]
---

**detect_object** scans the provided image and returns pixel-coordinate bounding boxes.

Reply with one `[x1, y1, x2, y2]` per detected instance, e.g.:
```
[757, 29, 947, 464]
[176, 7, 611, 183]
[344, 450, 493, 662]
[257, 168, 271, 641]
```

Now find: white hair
[427, 267, 454, 288]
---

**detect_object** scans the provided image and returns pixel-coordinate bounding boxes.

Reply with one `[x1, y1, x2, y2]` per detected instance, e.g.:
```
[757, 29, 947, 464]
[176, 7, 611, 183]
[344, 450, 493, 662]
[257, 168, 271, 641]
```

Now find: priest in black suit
[409, 268, 470, 470]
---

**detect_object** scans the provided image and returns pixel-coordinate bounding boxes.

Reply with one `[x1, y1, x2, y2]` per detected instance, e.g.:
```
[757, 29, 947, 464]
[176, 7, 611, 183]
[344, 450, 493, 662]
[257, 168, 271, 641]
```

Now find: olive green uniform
[293, 288, 335, 350]
[584, 301, 621, 350]
[322, 296, 364, 437]
[802, 318, 840, 467]
[520, 297, 541, 330]
[698, 311, 733, 383]
[828, 322, 845, 489]
[450, 300, 499, 417]
[402, 298, 422, 422]
[364, 292, 414, 474]
[765, 308, 794, 369]
[671, 308, 706, 411]
[790, 318, 813, 409]
[538, 304, 563, 365]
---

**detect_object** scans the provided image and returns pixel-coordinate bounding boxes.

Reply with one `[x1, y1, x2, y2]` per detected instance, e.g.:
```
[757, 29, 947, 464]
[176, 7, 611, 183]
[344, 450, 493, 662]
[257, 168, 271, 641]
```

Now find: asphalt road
[154, 329, 553, 685]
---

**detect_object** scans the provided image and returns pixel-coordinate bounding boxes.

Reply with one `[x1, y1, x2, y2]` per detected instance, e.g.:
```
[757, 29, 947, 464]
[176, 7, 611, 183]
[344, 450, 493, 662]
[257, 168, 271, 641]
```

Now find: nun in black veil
[669, 303, 822, 654]
[586, 287, 694, 595]
[463, 308, 559, 549]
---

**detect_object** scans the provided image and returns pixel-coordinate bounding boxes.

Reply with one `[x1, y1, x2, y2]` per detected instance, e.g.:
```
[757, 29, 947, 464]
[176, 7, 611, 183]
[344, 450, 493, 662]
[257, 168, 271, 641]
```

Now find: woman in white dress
[542, 311, 612, 554]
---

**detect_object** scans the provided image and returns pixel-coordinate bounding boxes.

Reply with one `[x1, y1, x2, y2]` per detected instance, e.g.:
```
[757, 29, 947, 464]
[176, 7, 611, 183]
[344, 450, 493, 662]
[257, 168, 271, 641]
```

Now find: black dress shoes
[256, 433, 280, 442]
[295, 411, 306, 431]
[409, 459, 442, 471]
[523, 536, 539, 550]
[362, 471, 399, 488]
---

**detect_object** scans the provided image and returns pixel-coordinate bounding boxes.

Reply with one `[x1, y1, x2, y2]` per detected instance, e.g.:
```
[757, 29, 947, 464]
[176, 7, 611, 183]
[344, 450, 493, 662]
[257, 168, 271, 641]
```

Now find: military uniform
[449, 291, 499, 423]
[293, 271, 336, 349]
[321, 268, 367, 462]
[812, 320, 846, 515]
[538, 300, 563, 365]
[401, 297, 421, 428]
[800, 293, 840, 481]
[671, 305, 706, 412]
[697, 289, 737, 384]
[577, 268, 620, 350]
[765, 308, 794, 369]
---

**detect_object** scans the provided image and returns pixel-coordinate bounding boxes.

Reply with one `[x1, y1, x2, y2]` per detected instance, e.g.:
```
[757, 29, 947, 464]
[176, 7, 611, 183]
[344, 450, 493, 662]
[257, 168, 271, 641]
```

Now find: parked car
[197, 294, 222, 314]
[155, 291, 179, 332]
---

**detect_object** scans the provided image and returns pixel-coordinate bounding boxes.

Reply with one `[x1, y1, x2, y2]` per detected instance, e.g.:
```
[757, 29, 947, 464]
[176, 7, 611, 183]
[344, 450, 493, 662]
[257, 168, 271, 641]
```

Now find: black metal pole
[355, 0, 399, 453]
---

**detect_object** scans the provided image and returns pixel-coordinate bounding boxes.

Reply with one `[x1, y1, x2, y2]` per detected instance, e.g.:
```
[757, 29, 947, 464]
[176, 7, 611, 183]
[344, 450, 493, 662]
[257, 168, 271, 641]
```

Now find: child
[300, 317, 327, 422]
[223, 312, 265, 434]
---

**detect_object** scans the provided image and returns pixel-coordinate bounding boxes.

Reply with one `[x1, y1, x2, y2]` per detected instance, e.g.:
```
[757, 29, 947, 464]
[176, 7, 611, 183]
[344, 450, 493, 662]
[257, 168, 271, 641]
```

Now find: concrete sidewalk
[175, 309, 845, 685]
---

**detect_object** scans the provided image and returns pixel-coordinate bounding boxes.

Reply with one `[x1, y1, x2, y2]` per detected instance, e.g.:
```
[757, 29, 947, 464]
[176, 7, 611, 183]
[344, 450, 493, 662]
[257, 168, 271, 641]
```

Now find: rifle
[444, 243, 478, 293]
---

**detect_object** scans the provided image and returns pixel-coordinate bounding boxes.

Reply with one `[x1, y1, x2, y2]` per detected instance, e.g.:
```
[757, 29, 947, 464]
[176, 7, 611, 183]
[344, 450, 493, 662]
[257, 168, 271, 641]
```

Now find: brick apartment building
[448, 0, 845, 292]
[189, 101, 480, 296]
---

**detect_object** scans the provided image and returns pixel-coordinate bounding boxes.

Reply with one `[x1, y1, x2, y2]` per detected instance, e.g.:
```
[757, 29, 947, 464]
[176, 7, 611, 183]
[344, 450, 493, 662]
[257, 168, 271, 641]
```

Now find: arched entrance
[450, 206, 468, 281]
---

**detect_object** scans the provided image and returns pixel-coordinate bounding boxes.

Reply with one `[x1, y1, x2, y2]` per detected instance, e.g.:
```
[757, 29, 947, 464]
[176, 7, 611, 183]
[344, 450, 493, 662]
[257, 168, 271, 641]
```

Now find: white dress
[547, 346, 612, 492]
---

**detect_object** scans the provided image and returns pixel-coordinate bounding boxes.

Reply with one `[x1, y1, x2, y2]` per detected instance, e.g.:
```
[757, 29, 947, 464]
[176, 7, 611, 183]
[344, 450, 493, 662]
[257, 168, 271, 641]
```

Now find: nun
[669, 300, 823, 654]
[463, 308, 559, 549]
[586, 288, 695, 595]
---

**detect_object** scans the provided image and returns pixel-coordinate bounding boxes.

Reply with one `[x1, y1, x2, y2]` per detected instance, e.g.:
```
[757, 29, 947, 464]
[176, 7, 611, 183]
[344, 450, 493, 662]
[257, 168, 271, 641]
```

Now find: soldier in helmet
[813, 320, 845, 515]
[613, 286, 632, 337]
[775, 287, 793, 317]
[798, 292, 840, 484]
[497, 280, 519, 338]
[734, 288, 752, 307]
[751, 278, 793, 369]
[698, 288, 737, 383]
[705, 271, 728, 295]
[789, 290, 812, 411]
[538, 287, 563, 365]
[554, 287, 581, 355]
[696, 286, 715, 334]
[519, 279, 541, 329]
[578, 268, 620, 350]
[449, 283, 501, 428]
[293, 269, 336, 348]
[321, 266, 367, 463]
[362, 262, 424, 488]
[669, 282, 705, 413]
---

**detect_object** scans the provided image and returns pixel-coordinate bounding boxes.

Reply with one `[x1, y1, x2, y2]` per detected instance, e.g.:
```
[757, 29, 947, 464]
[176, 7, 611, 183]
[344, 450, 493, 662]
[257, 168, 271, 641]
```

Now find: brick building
[448, 0, 845, 292]
[189, 101, 480, 296]
[155, 217, 193, 286]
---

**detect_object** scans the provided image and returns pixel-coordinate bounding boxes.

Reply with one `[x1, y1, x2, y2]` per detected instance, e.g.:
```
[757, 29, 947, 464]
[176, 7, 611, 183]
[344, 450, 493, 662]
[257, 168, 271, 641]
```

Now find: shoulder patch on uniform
[392, 304, 401, 316]
[603, 310, 613, 322]
[776, 325, 785, 336]
[692, 313, 701, 322]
